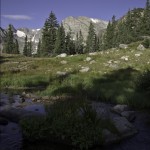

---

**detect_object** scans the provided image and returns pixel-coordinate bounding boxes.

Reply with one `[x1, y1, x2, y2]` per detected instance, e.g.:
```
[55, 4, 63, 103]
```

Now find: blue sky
[1, 0, 146, 29]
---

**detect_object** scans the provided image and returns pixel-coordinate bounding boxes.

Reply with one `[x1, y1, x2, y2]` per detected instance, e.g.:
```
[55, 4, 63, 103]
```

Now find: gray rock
[121, 111, 136, 122]
[89, 52, 98, 56]
[120, 56, 129, 61]
[91, 102, 112, 120]
[119, 44, 128, 49]
[112, 104, 129, 114]
[135, 53, 142, 57]
[79, 67, 90, 73]
[86, 57, 92, 61]
[137, 44, 145, 51]
[89, 60, 96, 64]
[56, 71, 67, 76]
[111, 116, 137, 137]
[57, 53, 67, 58]
[60, 60, 67, 64]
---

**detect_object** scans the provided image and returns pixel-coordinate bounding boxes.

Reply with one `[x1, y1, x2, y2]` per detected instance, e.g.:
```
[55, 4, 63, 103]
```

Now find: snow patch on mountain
[32, 35, 35, 42]
[90, 18, 100, 23]
[16, 30, 26, 38]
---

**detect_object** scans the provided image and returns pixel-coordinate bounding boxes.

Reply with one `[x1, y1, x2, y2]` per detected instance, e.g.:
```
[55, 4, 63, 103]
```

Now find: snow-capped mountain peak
[16, 30, 26, 38]
[90, 18, 100, 23]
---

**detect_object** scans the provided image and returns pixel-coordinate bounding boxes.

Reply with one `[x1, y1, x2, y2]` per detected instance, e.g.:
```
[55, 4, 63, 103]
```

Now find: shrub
[142, 38, 150, 48]
[136, 70, 150, 95]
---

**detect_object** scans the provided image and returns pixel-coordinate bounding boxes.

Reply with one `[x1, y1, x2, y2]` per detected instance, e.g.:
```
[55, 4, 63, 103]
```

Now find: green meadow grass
[1, 42, 150, 109]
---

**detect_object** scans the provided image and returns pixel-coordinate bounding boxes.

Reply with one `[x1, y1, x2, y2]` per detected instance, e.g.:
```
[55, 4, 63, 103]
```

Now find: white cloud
[2, 15, 32, 20]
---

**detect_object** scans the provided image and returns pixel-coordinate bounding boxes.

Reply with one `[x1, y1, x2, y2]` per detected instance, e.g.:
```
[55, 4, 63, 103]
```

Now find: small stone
[60, 60, 67, 64]
[120, 56, 129, 61]
[37, 100, 41, 103]
[86, 57, 92, 61]
[89, 60, 96, 64]
[135, 53, 142, 57]
[42, 96, 49, 100]
[56, 71, 67, 76]
[89, 52, 97, 56]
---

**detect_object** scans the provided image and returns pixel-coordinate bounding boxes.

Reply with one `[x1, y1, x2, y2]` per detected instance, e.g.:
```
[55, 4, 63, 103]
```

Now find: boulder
[60, 60, 67, 64]
[112, 104, 130, 114]
[111, 116, 138, 137]
[89, 52, 98, 56]
[121, 111, 136, 122]
[57, 53, 67, 58]
[120, 56, 129, 61]
[86, 57, 92, 61]
[79, 67, 90, 73]
[137, 44, 145, 51]
[56, 71, 67, 76]
[135, 53, 142, 57]
[119, 44, 128, 49]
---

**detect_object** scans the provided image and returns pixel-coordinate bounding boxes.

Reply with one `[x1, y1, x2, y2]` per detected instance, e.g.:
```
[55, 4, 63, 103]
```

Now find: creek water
[0, 92, 150, 150]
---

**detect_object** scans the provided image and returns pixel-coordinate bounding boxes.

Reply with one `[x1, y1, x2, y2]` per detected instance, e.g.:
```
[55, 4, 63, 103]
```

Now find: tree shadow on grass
[50, 67, 140, 104]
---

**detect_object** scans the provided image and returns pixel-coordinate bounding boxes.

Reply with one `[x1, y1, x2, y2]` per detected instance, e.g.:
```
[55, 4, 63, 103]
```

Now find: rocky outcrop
[91, 102, 138, 145]
[62, 16, 108, 41]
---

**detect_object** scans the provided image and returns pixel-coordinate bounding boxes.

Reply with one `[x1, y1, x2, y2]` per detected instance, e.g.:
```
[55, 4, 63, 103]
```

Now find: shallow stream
[0, 92, 150, 150]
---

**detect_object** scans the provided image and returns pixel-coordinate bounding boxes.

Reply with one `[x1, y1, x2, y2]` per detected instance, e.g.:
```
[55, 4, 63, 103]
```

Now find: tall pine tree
[41, 11, 59, 56]
[23, 35, 28, 56]
[85, 22, 96, 53]
[75, 30, 84, 54]
[54, 23, 66, 54]
[3, 24, 14, 54]
[37, 39, 42, 56]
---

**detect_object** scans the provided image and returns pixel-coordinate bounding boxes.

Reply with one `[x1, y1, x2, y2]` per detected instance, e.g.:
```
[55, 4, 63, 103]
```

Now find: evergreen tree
[37, 39, 42, 56]
[41, 11, 59, 55]
[85, 22, 96, 53]
[23, 35, 28, 56]
[65, 31, 75, 55]
[140, 0, 150, 35]
[75, 30, 84, 54]
[104, 16, 116, 49]
[28, 38, 32, 57]
[41, 20, 50, 55]
[14, 39, 19, 54]
[3, 24, 14, 54]
[54, 23, 66, 54]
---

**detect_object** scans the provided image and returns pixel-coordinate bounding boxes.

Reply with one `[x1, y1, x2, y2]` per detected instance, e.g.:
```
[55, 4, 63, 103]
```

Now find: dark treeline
[103, 0, 150, 50]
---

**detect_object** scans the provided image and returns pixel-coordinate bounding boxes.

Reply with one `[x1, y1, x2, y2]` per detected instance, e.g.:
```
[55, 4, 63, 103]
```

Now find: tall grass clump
[20, 99, 118, 149]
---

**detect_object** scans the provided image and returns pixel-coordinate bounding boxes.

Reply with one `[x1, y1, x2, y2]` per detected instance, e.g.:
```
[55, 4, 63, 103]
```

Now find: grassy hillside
[0, 41, 150, 109]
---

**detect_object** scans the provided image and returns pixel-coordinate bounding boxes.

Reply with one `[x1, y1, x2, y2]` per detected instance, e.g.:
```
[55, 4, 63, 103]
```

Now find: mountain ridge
[0, 16, 108, 53]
